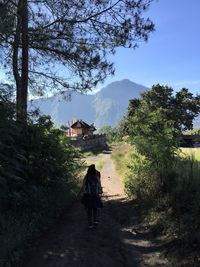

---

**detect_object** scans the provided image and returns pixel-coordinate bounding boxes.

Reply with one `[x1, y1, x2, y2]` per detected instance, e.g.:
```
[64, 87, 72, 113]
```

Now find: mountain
[94, 79, 148, 128]
[29, 79, 149, 129]
[29, 79, 200, 130]
[29, 92, 95, 126]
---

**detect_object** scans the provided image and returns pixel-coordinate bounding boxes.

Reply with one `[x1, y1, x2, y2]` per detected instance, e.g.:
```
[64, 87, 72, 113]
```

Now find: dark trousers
[87, 208, 98, 225]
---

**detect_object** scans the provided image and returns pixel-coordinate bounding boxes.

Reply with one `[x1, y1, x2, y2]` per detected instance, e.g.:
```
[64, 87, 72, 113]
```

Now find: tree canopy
[126, 84, 200, 133]
[98, 120, 125, 143]
[125, 85, 200, 249]
[0, 0, 154, 119]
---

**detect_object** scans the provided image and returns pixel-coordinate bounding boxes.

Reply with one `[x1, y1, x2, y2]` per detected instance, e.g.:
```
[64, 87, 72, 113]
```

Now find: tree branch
[40, 0, 121, 30]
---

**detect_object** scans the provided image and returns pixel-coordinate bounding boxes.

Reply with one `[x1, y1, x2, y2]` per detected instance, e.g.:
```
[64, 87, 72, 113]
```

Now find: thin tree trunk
[13, 0, 29, 121]
[21, 0, 28, 121]
[13, 0, 22, 120]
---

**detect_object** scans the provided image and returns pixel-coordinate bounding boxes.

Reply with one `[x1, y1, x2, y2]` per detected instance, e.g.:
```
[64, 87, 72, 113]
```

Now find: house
[69, 120, 96, 137]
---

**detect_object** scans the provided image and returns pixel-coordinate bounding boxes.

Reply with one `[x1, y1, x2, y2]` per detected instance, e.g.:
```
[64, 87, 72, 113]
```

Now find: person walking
[81, 164, 103, 229]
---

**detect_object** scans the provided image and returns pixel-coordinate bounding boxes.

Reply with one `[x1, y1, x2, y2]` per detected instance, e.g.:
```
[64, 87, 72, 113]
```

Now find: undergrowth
[0, 96, 82, 266]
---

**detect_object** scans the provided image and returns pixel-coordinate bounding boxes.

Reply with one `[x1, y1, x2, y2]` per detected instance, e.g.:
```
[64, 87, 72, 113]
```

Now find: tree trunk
[20, 0, 29, 121]
[13, 0, 22, 120]
[13, 0, 29, 122]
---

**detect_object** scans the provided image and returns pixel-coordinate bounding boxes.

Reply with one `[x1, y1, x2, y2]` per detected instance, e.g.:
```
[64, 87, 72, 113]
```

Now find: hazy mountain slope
[30, 92, 95, 126]
[93, 79, 148, 128]
[97, 79, 147, 100]
[29, 79, 148, 129]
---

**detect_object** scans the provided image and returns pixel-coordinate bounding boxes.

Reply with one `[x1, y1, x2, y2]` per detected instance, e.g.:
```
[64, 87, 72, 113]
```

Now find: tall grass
[125, 146, 200, 245]
[111, 142, 134, 180]
[113, 142, 200, 241]
[111, 142, 200, 244]
[180, 147, 200, 161]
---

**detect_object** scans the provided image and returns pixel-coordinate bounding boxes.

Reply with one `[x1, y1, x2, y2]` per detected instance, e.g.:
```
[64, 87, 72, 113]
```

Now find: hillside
[29, 79, 148, 129]
[29, 79, 200, 129]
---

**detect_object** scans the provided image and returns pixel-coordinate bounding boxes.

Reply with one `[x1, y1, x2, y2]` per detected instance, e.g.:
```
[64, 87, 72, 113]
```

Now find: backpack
[85, 174, 100, 196]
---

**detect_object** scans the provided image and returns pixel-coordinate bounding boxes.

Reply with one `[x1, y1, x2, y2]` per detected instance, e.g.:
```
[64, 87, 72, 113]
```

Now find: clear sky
[1, 0, 200, 96]
[99, 0, 200, 95]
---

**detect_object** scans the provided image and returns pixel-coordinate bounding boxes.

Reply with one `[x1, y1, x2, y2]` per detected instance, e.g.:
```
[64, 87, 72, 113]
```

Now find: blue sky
[1, 0, 200, 96]
[100, 0, 200, 95]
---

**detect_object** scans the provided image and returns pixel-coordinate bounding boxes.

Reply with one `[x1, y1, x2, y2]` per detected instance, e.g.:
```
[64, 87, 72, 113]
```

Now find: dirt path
[26, 150, 170, 267]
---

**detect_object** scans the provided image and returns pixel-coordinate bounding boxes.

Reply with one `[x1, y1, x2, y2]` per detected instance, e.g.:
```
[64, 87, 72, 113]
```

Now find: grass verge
[111, 142, 133, 180]
[180, 147, 200, 161]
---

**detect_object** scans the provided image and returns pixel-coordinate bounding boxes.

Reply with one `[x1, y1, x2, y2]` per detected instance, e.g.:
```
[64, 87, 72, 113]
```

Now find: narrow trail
[26, 150, 170, 267]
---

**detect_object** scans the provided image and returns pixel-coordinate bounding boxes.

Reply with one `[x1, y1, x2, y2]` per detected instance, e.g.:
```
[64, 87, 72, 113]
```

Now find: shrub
[0, 96, 81, 266]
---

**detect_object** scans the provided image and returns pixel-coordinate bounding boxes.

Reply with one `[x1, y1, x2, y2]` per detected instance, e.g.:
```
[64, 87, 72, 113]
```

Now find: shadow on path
[26, 150, 169, 267]
[26, 195, 169, 267]
[105, 197, 169, 266]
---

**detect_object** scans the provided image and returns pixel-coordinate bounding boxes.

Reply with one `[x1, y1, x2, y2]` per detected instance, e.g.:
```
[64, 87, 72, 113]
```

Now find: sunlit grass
[111, 142, 134, 180]
[78, 160, 105, 185]
[81, 150, 104, 157]
[179, 147, 200, 161]
[83, 160, 105, 172]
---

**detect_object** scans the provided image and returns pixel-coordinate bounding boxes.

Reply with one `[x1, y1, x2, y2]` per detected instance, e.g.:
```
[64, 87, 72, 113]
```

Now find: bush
[171, 157, 200, 237]
[125, 147, 200, 242]
[124, 85, 200, 263]
[0, 96, 81, 266]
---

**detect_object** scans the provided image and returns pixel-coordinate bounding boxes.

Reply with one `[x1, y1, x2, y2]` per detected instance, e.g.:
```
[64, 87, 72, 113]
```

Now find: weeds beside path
[26, 148, 170, 267]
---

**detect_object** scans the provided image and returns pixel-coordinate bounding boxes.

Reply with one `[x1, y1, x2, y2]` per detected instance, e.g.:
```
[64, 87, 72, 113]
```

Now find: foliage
[126, 84, 200, 132]
[170, 157, 200, 236]
[98, 124, 112, 135]
[128, 107, 177, 164]
[180, 147, 200, 162]
[111, 142, 133, 178]
[126, 108, 178, 202]
[145, 156, 200, 240]
[98, 121, 125, 143]
[0, 0, 154, 120]
[184, 128, 200, 135]
[125, 84, 200, 253]
[0, 94, 81, 266]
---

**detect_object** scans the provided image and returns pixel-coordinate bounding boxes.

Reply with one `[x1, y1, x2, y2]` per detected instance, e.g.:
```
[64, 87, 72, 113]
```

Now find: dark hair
[86, 164, 97, 182]
[87, 164, 96, 175]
